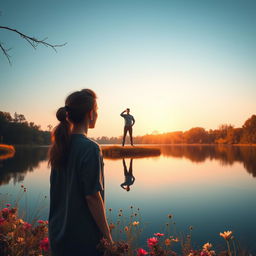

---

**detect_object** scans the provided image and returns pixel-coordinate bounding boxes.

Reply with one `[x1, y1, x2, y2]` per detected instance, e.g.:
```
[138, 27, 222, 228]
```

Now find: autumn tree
[184, 127, 209, 144]
[241, 115, 256, 143]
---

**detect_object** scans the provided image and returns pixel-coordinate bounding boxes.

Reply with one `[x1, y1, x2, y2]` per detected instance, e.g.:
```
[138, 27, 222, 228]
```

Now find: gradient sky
[0, 0, 255, 137]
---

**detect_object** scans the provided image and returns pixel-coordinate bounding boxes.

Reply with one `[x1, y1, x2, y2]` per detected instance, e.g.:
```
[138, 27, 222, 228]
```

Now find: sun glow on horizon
[0, 0, 255, 137]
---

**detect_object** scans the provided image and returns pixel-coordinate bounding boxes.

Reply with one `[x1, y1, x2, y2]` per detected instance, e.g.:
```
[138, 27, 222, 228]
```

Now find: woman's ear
[89, 109, 94, 121]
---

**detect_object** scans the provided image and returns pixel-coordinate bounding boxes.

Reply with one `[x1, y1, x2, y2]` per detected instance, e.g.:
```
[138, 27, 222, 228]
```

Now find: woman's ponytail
[48, 107, 71, 169]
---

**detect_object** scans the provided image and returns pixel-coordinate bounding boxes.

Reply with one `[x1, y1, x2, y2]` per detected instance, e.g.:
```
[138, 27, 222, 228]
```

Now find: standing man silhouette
[120, 108, 135, 146]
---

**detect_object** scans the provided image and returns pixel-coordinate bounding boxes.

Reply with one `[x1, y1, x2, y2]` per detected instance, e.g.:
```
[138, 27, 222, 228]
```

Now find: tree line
[0, 110, 255, 145]
[95, 115, 256, 144]
[0, 111, 50, 145]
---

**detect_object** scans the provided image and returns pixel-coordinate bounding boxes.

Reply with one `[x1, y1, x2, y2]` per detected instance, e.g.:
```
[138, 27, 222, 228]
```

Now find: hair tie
[65, 105, 70, 112]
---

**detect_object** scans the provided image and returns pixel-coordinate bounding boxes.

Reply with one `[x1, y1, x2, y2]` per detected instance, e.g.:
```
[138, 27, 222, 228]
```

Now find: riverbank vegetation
[102, 146, 161, 159]
[1, 111, 255, 145]
[0, 112, 50, 145]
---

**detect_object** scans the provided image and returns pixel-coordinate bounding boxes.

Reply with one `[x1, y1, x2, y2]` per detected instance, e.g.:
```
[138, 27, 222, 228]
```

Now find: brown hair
[48, 89, 97, 169]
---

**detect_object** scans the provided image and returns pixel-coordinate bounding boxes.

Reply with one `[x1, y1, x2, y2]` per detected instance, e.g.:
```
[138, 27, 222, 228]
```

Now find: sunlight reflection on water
[0, 145, 256, 251]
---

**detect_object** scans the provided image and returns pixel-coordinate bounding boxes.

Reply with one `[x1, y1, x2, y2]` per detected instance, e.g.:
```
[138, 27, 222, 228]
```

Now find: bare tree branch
[0, 42, 11, 65]
[0, 26, 66, 64]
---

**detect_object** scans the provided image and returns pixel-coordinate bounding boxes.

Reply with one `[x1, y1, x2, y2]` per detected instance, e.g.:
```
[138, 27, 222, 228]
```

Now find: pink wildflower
[147, 237, 158, 248]
[154, 233, 164, 237]
[37, 220, 45, 224]
[0, 217, 5, 225]
[2, 208, 9, 213]
[6, 204, 11, 207]
[137, 248, 148, 256]
[39, 237, 49, 252]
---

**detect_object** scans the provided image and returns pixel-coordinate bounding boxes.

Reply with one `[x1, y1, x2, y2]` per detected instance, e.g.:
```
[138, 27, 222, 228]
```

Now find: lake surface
[0, 145, 256, 252]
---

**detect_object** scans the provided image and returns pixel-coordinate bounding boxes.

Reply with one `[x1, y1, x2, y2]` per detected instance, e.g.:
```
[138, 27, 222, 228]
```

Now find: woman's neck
[71, 123, 88, 136]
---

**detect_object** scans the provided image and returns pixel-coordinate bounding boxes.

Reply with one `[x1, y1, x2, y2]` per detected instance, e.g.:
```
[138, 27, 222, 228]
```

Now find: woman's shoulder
[80, 138, 102, 162]
[72, 134, 100, 153]
[83, 137, 100, 151]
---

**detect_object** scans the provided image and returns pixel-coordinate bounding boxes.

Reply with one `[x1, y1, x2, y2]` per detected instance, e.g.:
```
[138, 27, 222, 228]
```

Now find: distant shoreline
[2, 143, 256, 147]
[2, 143, 256, 148]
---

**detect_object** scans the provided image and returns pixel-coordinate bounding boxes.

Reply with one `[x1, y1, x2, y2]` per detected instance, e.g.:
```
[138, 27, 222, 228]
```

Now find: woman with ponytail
[48, 89, 112, 256]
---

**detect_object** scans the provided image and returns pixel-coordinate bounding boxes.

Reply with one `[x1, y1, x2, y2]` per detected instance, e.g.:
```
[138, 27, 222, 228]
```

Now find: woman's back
[48, 134, 104, 256]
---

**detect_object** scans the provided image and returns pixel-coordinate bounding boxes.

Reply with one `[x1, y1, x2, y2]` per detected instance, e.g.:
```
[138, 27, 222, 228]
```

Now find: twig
[0, 26, 66, 64]
[0, 42, 11, 65]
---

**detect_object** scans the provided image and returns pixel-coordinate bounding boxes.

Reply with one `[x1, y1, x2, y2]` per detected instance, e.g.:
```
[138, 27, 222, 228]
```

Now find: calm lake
[0, 145, 256, 252]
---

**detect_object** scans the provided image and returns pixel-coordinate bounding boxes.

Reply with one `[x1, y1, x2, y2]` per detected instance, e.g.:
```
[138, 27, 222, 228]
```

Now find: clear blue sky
[0, 0, 255, 137]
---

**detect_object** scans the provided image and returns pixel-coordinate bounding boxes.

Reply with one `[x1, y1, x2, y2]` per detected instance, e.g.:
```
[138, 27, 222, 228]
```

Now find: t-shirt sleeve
[79, 145, 103, 196]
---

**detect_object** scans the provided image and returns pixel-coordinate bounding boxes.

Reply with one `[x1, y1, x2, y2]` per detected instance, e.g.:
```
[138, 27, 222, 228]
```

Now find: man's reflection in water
[120, 158, 135, 191]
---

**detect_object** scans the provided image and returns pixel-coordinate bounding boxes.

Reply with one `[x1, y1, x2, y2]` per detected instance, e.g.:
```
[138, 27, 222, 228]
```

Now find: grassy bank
[101, 145, 161, 159]
[0, 144, 15, 160]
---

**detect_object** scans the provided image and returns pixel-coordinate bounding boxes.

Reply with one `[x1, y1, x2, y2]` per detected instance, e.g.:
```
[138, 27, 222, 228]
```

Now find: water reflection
[0, 146, 48, 185]
[120, 158, 135, 191]
[0, 145, 256, 187]
[160, 145, 256, 177]
[0, 150, 15, 161]
[1, 145, 256, 251]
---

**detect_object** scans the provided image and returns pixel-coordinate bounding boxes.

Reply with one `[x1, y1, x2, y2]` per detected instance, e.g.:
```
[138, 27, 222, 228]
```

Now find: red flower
[23, 222, 32, 230]
[6, 204, 11, 207]
[147, 237, 158, 248]
[154, 233, 164, 237]
[0, 217, 5, 225]
[137, 248, 148, 256]
[2, 208, 9, 213]
[37, 220, 45, 224]
[39, 237, 49, 252]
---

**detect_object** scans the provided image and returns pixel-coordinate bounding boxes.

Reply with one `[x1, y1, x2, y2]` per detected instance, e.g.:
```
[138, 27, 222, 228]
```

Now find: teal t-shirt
[120, 113, 135, 126]
[48, 134, 104, 256]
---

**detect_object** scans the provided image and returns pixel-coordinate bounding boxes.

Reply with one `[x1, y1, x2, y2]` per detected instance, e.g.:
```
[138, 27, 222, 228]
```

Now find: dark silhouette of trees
[1, 111, 255, 146]
[0, 111, 50, 145]
[47, 125, 53, 132]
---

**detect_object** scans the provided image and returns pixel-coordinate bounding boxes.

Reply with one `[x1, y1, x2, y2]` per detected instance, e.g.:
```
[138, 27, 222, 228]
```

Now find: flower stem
[227, 240, 232, 256]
